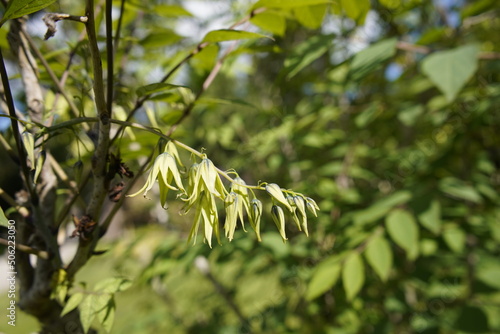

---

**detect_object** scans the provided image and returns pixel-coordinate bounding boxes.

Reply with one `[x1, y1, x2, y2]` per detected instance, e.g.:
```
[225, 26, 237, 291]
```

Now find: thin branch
[166, 38, 239, 137]
[42, 116, 265, 191]
[42, 13, 88, 40]
[0, 188, 30, 218]
[20, 29, 84, 121]
[113, 0, 126, 54]
[111, 6, 269, 144]
[0, 47, 35, 201]
[106, 0, 114, 118]
[67, 0, 112, 278]
[0, 238, 49, 260]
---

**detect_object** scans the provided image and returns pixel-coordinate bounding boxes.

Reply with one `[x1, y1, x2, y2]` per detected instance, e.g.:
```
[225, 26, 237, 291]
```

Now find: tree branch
[67, 0, 111, 278]
[0, 237, 49, 259]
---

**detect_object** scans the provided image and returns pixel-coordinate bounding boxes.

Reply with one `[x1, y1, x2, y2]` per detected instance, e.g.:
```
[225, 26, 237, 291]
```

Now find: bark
[8, 18, 93, 334]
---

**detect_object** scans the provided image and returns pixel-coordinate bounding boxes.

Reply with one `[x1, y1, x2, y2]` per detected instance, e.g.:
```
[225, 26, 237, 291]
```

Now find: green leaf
[476, 260, 500, 289]
[355, 102, 380, 128]
[421, 44, 479, 102]
[202, 29, 270, 43]
[306, 257, 342, 300]
[191, 44, 219, 71]
[154, 4, 193, 17]
[453, 306, 490, 333]
[250, 12, 286, 36]
[97, 300, 115, 333]
[60, 292, 84, 317]
[417, 199, 441, 235]
[342, 252, 365, 301]
[341, 0, 370, 24]
[95, 277, 132, 293]
[80, 295, 96, 334]
[349, 38, 398, 81]
[0, 0, 57, 26]
[0, 207, 9, 227]
[386, 209, 419, 260]
[352, 190, 412, 225]
[442, 224, 466, 253]
[293, 4, 328, 29]
[283, 34, 332, 79]
[398, 104, 424, 126]
[136, 83, 191, 98]
[439, 177, 482, 204]
[254, 0, 333, 8]
[379, 0, 400, 9]
[364, 234, 392, 282]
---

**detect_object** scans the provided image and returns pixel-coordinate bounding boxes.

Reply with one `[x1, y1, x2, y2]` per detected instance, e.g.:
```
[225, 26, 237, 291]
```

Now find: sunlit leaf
[202, 29, 270, 43]
[342, 252, 365, 301]
[443, 224, 466, 253]
[421, 44, 479, 102]
[1, 0, 57, 25]
[439, 177, 482, 203]
[341, 0, 370, 24]
[95, 278, 132, 293]
[79, 295, 96, 334]
[250, 12, 286, 36]
[417, 199, 441, 235]
[364, 234, 392, 282]
[349, 38, 398, 81]
[154, 4, 193, 17]
[386, 209, 419, 260]
[306, 256, 342, 300]
[293, 4, 328, 29]
[254, 0, 333, 8]
[283, 34, 332, 79]
[136, 83, 191, 98]
[97, 300, 115, 333]
[352, 191, 412, 225]
[61, 292, 84, 317]
[379, 0, 400, 9]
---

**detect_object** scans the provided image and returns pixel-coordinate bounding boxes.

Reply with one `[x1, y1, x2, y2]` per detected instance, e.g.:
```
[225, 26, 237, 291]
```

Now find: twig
[42, 13, 88, 40]
[113, 0, 126, 54]
[166, 38, 239, 136]
[105, 0, 114, 118]
[111, 6, 269, 144]
[20, 29, 84, 121]
[0, 238, 49, 260]
[67, 0, 111, 278]
[0, 188, 29, 218]
[0, 47, 35, 201]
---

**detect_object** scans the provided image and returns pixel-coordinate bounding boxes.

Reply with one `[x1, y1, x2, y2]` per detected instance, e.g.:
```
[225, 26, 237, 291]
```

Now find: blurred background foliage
[1, 0, 500, 333]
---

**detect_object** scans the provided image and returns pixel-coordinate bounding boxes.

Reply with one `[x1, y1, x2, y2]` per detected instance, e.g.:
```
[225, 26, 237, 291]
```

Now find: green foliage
[421, 44, 480, 102]
[1, 0, 499, 333]
[0, 0, 57, 25]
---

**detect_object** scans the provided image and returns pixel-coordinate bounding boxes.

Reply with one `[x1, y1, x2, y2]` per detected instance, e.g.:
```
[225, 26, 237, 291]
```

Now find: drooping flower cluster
[128, 141, 319, 247]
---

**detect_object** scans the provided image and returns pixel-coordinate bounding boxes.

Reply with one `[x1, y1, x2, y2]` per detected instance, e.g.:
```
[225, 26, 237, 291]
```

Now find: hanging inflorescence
[128, 141, 319, 247]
